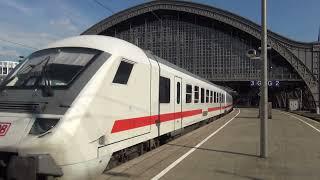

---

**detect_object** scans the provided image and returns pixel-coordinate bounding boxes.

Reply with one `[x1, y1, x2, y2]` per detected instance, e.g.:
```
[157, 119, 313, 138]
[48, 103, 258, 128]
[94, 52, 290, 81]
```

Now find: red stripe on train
[111, 105, 232, 133]
[208, 107, 220, 112]
[111, 109, 202, 133]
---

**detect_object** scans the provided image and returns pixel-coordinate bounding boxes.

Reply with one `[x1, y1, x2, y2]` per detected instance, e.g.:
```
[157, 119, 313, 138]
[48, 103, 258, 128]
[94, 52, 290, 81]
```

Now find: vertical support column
[316, 37, 320, 113]
[260, 0, 268, 158]
[177, 13, 180, 66]
[144, 18, 147, 49]
[160, 16, 163, 58]
[311, 42, 320, 114]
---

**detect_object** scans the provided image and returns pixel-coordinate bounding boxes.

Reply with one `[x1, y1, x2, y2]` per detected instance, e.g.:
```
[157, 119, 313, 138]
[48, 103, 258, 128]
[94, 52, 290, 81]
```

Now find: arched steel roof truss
[83, 0, 320, 108]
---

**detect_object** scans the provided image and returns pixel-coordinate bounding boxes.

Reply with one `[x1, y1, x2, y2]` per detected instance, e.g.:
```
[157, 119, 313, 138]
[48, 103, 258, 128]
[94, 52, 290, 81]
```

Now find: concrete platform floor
[97, 108, 320, 180]
[290, 110, 320, 122]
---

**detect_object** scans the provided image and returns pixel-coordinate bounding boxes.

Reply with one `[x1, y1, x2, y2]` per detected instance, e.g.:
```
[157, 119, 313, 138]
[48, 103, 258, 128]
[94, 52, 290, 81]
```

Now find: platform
[97, 108, 320, 180]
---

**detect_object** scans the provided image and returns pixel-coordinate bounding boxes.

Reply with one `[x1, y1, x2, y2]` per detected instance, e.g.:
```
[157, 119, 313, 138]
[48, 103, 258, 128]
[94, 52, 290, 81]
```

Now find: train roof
[44, 35, 230, 94]
[45, 35, 148, 64]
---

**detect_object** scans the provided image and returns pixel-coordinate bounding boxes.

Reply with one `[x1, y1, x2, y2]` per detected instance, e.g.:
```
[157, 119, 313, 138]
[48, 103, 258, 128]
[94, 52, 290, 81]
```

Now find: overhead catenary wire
[0, 38, 38, 50]
[92, 0, 115, 14]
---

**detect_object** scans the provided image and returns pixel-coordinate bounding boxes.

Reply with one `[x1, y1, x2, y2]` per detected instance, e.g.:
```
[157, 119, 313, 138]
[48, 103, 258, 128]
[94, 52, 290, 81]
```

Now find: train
[0, 35, 233, 180]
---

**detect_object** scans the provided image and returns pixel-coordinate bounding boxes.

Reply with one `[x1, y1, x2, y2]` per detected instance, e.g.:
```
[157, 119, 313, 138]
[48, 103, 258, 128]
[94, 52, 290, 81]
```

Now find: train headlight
[29, 118, 60, 135]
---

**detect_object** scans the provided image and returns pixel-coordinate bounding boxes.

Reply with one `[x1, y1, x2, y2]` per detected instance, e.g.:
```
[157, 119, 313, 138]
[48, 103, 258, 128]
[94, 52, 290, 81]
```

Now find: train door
[219, 93, 222, 114]
[223, 92, 226, 113]
[174, 76, 182, 131]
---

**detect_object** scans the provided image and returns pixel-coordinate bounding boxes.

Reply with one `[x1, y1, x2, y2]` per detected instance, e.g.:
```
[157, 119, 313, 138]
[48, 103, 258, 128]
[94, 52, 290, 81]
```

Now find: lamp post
[246, 0, 268, 158]
[260, 0, 268, 158]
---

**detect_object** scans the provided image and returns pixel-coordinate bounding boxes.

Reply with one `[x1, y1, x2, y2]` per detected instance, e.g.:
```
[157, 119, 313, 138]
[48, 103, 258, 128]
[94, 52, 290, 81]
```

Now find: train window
[186, 84, 192, 103]
[159, 76, 170, 103]
[214, 92, 216, 103]
[112, 61, 134, 84]
[201, 88, 204, 103]
[206, 90, 209, 103]
[210, 91, 213, 103]
[3, 48, 102, 88]
[194, 86, 199, 103]
[177, 82, 181, 104]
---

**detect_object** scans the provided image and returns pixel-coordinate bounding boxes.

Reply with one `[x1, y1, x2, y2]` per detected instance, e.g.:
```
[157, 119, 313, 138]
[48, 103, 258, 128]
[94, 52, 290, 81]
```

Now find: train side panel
[93, 55, 153, 156]
[181, 77, 204, 127]
[153, 62, 229, 131]
[96, 51, 234, 166]
[154, 63, 176, 136]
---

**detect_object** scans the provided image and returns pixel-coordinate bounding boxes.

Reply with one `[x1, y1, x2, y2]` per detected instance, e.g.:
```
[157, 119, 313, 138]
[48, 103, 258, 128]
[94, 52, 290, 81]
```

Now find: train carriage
[0, 35, 232, 180]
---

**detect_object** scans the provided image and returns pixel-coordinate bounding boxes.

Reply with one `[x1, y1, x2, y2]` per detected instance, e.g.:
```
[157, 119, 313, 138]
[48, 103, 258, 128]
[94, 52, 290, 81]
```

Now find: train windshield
[2, 47, 101, 89]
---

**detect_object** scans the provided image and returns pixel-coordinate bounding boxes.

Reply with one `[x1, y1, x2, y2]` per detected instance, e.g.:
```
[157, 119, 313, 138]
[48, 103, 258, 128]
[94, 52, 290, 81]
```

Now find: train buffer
[97, 108, 320, 180]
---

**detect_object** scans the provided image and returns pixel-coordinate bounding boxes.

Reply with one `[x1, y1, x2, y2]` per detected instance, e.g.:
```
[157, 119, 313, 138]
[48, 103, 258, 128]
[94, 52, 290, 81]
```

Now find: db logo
[0, 123, 11, 136]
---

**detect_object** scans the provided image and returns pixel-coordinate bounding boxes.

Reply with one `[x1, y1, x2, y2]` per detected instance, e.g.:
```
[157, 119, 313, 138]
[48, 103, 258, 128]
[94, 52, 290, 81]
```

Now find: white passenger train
[0, 35, 232, 180]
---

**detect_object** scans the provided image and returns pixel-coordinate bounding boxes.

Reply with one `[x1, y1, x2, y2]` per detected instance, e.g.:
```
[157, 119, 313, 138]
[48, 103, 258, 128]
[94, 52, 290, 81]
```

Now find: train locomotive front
[0, 35, 140, 179]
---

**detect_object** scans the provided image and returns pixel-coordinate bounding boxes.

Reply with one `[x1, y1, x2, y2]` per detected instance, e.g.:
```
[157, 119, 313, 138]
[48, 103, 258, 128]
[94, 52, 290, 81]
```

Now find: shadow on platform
[166, 143, 259, 158]
[236, 116, 259, 119]
[104, 171, 132, 177]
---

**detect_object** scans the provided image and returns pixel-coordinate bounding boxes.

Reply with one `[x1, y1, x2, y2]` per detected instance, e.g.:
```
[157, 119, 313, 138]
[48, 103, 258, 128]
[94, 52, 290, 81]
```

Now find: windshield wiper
[0, 57, 50, 91]
[40, 56, 54, 97]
